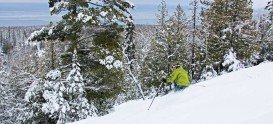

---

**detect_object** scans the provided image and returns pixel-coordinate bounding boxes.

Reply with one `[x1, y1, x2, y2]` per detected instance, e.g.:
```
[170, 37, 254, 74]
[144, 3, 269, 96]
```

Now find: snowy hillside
[73, 62, 273, 124]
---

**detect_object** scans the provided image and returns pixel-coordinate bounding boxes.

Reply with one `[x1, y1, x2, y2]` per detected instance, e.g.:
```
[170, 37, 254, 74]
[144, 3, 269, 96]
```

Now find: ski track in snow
[73, 62, 273, 124]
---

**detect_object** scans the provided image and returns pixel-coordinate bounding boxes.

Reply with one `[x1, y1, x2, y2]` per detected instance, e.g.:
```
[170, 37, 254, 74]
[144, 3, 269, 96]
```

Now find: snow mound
[73, 62, 273, 124]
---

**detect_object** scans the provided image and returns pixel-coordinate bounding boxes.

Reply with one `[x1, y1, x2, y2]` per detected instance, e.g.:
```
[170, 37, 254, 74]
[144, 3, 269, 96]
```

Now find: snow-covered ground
[73, 62, 273, 124]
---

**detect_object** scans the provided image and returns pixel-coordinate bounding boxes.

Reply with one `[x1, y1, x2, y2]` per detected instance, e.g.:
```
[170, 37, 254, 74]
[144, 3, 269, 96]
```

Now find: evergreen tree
[203, 0, 257, 73]
[172, 4, 189, 68]
[80, 25, 127, 115]
[141, 1, 188, 95]
[27, 0, 135, 117]
[198, 0, 212, 82]
[23, 70, 66, 124]
[140, 0, 169, 95]
[265, 0, 273, 22]
[188, 0, 209, 82]
[23, 51, 95, 124]
[121, 3, 146, 101]
[41, 69, 69, 124]
[254, 15, 271, 63]
[222, 48, 244, 73]
[259, 2, 273, 62]
[125, 25, 155, 101]
[227, 0, 258, 65]
[202, 0, 228, 73]
[65, 49, 95, 122]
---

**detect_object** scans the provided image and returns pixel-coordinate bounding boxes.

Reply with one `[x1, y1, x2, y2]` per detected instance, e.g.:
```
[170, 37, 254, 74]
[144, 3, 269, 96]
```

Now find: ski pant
[174, 83, 186, 92]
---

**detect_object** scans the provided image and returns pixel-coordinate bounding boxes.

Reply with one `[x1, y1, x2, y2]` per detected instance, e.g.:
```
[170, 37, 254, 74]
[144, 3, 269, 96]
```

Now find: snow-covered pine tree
[122, 24, 146, 100]
[222, 48, 244, 73]
[202, 0, 257, 74]
[82, 25, 125, 114]
[27, 0, 136, 116]
[188, 0, 209, 82]
[22, 70, 65, 124]
[265, 0, 273, 22]
[120, 25, 156, 102]
[65, 49, 95, 122]
[141, 1, 189, 95]
[228, 0, 258, 65]
[255, 15, 273, 63]
[203, 0, 233, 73]
[259, 2, 273, 62]
[41, 69, 69, 124]
[140, 0, 170, 95]
[173, 4, 189, 69]
[199, 0, 216, 82]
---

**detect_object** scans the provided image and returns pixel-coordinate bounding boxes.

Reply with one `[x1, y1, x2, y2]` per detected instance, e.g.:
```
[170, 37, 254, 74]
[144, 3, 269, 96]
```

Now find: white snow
[100, 11, 108, 17]
[50, 1, 69, 13]
[77, 12, 85, 21]
[200, 65, 218, 81]
[46, 70, 61, 81]
[76, 12, 93, 23]
[36, 41, 46, 57]
[222, 48, 244, 72]
[105, 56, 114, 64]
[24, 79, 39, 102]
[73, 62, 273, 124]
[48, 28, 53, 35]
[99, 55, 123, 69]
[27, 27, 46, 41]
[113, 60, 123, 68]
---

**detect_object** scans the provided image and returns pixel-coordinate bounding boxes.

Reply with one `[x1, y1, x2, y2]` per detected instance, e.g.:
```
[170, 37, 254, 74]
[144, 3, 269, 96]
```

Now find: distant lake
[0, 3, 58, 26]
[0, 3, 264, 26]
[0, 3, 191, 26]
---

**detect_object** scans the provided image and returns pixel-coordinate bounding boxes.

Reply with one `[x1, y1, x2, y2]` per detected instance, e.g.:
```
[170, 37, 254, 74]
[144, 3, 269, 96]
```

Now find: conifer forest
[0, 0, 273, 123]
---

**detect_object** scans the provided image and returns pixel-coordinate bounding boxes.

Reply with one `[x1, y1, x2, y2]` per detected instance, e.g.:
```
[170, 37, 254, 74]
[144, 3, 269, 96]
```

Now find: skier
[148, 63, 190, 110]
[162, 63, 190, 91]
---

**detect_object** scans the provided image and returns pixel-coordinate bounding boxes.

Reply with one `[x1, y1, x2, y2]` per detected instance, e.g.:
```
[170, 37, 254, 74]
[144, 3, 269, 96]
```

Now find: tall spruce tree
[227, 0, 258, 64]
[65, 49, 95, 122]
[27, 0, 135, 119]
[203, 0, 257, 73]
[141, 1, 188, 95]
[260, 1, 273, 62]
[141, 0, 170, 95]
[265, 0, 273, 22]
[41, 70, 69, 124]
[197, 0, 212, 82]
[189, 0, 209, 82]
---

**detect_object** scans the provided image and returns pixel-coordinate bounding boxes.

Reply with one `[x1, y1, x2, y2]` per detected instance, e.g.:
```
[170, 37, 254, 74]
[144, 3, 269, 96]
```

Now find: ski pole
[147, 81, 164, 110]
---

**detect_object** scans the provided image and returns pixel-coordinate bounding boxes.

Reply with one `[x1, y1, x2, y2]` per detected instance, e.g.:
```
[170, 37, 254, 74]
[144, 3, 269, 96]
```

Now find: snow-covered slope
[74, 62, 273, 124]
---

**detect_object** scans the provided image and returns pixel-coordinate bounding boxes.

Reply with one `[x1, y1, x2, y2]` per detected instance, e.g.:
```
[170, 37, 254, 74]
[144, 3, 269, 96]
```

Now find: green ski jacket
[167, 67, 190, 87]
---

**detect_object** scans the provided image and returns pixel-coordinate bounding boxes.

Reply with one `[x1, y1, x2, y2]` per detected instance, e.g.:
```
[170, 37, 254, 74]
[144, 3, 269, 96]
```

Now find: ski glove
[161, 78, 167, 82]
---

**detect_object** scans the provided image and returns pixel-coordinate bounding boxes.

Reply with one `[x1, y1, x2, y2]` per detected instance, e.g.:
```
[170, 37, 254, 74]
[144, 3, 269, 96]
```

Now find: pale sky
[0, 0, 46, 3]
[0, 0, 268, 9]
[132, 0, 268, 9]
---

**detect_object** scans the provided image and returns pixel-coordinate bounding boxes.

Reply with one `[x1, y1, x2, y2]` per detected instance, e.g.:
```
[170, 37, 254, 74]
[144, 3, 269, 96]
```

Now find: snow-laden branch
[122, 38, 145, 100]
